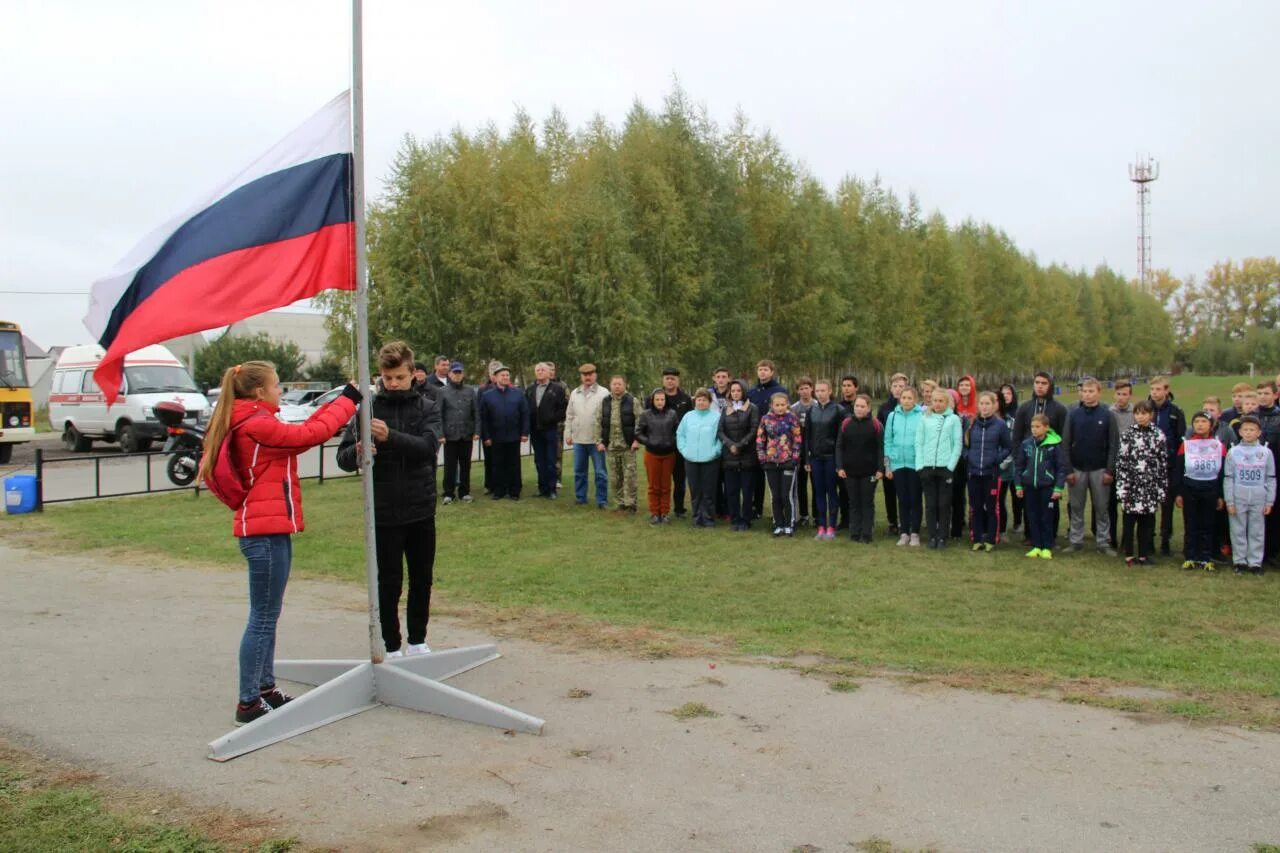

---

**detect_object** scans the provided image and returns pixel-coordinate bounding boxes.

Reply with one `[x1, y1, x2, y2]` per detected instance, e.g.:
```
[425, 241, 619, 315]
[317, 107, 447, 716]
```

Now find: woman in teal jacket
[916, 388, 964, 548]
[676, 389, 723, 528]
[884, 386, 925, 545]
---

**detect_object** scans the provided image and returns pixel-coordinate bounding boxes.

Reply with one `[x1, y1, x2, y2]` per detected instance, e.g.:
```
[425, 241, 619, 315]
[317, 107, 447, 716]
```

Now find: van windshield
[0, 331, 28, 388]
[124, 365, 200, 394]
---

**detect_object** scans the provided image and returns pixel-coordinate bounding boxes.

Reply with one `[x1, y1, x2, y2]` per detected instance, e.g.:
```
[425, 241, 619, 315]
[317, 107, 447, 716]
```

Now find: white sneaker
[406, 642, 432, 655]
[442, 496, 453, 505]
[909, 533, 921, 547]
[461, 495, 474, 503]
[897, 533, 910, 546]
[385, 649, 404, 659]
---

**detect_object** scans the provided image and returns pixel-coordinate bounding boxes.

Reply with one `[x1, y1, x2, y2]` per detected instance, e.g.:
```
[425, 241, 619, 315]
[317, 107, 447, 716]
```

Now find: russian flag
[84, 91, 356, 403]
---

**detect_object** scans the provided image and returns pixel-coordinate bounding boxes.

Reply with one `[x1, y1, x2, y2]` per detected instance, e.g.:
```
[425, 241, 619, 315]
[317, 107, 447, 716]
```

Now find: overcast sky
[3, 0, 1276, 349]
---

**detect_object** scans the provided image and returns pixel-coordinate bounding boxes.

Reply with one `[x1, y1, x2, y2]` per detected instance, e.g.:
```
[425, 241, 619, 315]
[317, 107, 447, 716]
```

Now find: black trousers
[1123, 511, 1155, 560]
[1182, 480, 1219, 562]
[442, 439, 472, 499]
[1159, 487, 1177, 548]
[482, 442, 493, 492]
[920, 467, 954, 543]
[764, 465, 798, 528]
[950, 458, 968, 537]
[847, 475, 878, 540]
[796, 463, 811, 521]
[375, 518, 436, 652]
[489, 441, 522, 498]
[836, 474, 850, 529]
[685, 459, 719, 525]
[1000, 478, 1023, 532]
[752, 468, 766, 519]
[883, 474, 899, 529]
[1107, 479, 1119, 547]
[724, 466, 756, 528]
[673, 454, 687, 514]
[715, 467, 728, 517]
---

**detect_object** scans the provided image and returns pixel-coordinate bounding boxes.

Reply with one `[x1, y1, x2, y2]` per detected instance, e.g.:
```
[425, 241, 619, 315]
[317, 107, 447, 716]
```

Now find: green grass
[0, 762, 217, 852]
[8, 382, 1280, 727]
[669, 702, 720, 720]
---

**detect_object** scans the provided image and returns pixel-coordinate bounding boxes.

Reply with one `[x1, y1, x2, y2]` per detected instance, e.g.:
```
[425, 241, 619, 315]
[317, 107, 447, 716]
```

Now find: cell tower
[1128, 155, 1159, 291]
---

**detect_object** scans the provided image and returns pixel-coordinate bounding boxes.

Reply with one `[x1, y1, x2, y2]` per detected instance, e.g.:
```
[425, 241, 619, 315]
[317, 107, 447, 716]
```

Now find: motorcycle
[153, 401, 204, 487]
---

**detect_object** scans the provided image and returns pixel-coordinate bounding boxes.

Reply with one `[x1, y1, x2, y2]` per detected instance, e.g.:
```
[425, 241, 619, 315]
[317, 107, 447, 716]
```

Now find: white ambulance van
[48, 344, 211, 453]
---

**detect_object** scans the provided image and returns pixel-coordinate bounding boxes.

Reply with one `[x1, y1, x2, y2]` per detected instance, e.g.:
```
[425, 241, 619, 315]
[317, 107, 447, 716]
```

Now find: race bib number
[1184, 439, 1221, 480]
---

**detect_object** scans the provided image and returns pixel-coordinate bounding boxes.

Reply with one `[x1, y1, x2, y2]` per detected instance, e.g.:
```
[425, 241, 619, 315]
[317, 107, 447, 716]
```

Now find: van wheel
[118, 422, 141, 454]
[64, 425, 92, 453]
[0, 444, 10, 464]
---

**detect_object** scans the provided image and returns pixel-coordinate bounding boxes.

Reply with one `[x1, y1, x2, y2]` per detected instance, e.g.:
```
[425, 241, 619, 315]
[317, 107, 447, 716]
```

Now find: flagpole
[350, 0, 383, 664]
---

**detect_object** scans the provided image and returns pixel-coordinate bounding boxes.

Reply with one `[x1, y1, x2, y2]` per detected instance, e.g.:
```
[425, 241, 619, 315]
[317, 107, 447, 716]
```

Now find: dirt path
[2, 542, 1278, 852]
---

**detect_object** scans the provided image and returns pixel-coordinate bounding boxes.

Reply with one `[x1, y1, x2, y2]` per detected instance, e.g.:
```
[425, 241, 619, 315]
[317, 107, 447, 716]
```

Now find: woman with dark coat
[998, 383, 1022, 536]
[718, 380, 761, 532]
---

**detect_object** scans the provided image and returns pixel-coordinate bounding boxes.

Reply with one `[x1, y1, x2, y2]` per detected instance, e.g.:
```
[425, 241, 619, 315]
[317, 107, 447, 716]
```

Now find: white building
[224, 310, 329, 366]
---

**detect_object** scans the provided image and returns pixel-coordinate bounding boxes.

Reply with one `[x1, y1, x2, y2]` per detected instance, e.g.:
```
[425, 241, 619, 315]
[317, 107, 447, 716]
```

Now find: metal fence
[29, 437, 532, 510]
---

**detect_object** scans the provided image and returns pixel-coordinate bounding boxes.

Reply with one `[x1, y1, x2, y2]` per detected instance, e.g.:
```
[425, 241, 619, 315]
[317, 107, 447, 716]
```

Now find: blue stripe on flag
[101, 153, 352, 347]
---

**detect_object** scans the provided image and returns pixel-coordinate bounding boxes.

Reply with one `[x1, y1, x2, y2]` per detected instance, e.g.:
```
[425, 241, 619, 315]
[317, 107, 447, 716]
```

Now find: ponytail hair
[198, 360, 276, 484]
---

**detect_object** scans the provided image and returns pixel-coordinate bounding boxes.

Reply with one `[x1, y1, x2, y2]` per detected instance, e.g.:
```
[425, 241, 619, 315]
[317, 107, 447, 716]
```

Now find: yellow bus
[0, 321, 35, 464]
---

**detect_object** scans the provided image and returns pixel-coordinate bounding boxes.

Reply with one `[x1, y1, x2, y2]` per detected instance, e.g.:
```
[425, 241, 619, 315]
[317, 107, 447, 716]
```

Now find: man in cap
[438, 361, 479, 503]
[565, 363, 609, 507]
[478, 364, 529, 500]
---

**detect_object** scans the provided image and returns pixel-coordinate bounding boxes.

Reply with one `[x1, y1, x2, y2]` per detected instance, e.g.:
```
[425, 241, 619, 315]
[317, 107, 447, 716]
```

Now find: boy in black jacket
[337, 342, 440, 658]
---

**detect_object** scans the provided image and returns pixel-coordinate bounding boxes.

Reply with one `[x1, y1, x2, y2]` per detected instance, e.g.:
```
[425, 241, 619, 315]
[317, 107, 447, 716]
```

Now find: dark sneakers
[260, 685, 294, 709]
[234, 697, 273, 727]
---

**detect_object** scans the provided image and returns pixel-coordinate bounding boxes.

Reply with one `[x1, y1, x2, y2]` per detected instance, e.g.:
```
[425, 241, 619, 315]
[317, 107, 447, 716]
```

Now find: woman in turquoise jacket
[884, 386, 925, 545]
[676, 389, 723, 528]
[916, 388, 964, 549]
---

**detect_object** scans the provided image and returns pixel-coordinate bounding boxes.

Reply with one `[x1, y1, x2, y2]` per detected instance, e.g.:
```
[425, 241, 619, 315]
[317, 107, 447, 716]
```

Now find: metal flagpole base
[208, 647, 544, 761]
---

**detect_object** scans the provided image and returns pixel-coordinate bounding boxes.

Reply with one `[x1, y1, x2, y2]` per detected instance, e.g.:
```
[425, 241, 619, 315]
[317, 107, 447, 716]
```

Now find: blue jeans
[573, 443, 608, 506]
[531, 428, 559, 496]
[893, 468, 922, 534]
[238, 534, 292, 703]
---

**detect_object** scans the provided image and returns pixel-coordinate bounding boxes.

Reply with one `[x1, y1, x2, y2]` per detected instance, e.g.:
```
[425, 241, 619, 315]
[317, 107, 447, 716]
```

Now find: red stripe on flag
[94, 221, 355, 404]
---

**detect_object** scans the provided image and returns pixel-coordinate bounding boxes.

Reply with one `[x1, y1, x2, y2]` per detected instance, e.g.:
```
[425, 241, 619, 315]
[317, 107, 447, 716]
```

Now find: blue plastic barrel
[4, 474, 37, 514]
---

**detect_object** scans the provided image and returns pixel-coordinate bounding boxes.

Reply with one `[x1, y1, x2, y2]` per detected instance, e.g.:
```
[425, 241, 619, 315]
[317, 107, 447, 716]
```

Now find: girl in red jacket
[199, 361, 361, 726]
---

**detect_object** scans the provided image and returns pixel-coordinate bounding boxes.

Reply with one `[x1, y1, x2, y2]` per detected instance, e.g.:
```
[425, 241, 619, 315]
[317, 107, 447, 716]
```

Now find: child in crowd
[1116, 400, 1167, 567]
[1221, 382, 1253, 424]
[916, 388, 963, 549]
[791, 377, 816, 528]
[804, 380, 843, 540]
[757, 392, 803, 537]
[1200, 396, 1236, 445]
[337, 342, 439, 660]
[1175, 412, 1227, 571]
[998, 383, 1023, 536]
[884, 386, 925, 546]
[878, 373, 910, 536]
[717, 380, 761, 532]
[1225, 415, 1277, 575]
[965, 391, 1011, 551]
[836, 394, 884, 543]
[1013, 413, 1067, 559]
[1230, 390, 1260, 440]
[1255, 382, 1280, 564]
[635, 389, 679, 524]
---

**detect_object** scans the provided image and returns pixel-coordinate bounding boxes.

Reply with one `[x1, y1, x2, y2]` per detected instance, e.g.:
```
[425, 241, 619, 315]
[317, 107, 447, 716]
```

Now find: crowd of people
[203, 343, 1279, 725]
[411, 354, 1279, 573]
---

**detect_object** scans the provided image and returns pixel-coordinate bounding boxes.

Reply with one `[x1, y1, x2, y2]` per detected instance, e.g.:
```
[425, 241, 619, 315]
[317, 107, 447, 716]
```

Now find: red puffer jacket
[228, 395, 357, 537]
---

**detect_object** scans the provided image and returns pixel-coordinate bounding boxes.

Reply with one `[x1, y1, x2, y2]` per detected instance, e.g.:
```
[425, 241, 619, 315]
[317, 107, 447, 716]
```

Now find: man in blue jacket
[479, 365, 530, 500]
[1061, 377, 1119, 555]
